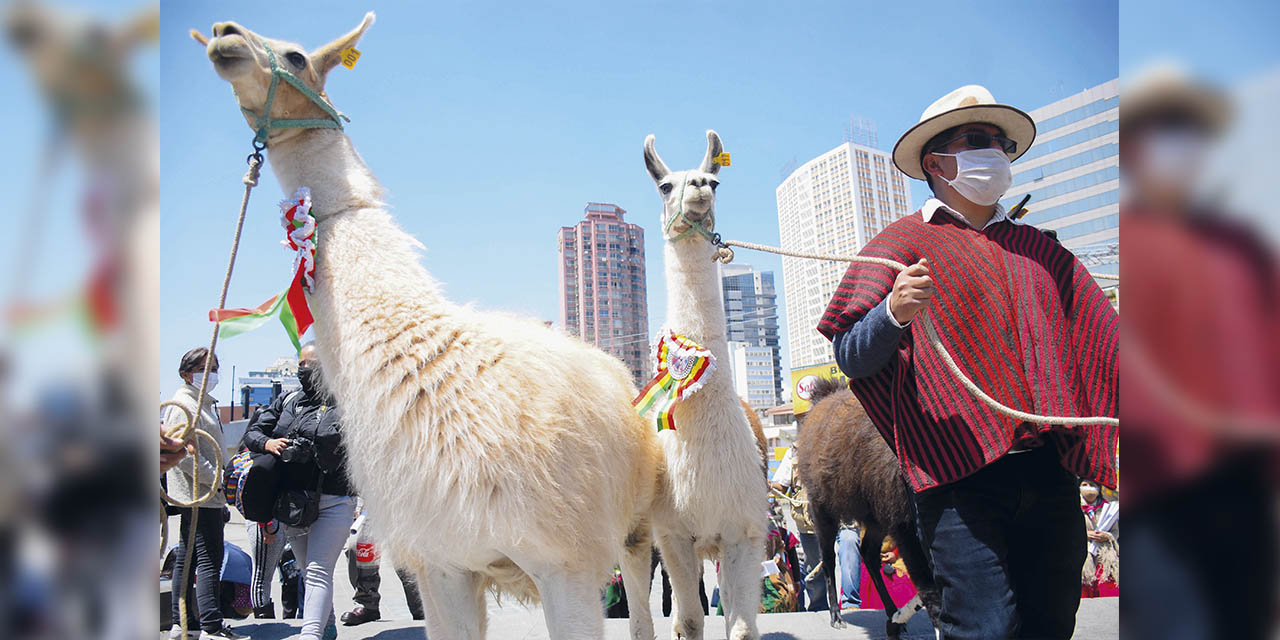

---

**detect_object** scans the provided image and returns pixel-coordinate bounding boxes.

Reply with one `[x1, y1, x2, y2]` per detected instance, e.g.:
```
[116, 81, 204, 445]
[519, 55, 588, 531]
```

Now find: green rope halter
[241, 38, 350, 147]
[664, 180, 720, 244]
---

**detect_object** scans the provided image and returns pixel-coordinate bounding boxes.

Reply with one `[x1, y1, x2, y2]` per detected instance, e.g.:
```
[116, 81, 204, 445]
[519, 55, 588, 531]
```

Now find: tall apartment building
[726, 341, 781, 411]
[776, 142, 913, 370]
[720, 263, 782, 407]
[1003, 79, 1119, 278]
[558, 203, 649, 383]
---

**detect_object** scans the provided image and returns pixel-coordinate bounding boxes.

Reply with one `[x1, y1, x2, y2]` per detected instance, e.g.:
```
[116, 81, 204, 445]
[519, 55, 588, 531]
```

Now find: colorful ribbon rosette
[209, 187, 317, 353]
[633, 330, 717, 431]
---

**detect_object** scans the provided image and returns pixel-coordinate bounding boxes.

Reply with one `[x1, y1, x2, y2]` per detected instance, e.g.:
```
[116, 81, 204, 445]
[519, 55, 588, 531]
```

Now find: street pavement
[162, 510, 1118, 639]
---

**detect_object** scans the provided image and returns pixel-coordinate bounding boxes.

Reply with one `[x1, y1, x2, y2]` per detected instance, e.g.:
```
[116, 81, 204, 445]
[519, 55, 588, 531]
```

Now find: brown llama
[795, 377, 942, 639]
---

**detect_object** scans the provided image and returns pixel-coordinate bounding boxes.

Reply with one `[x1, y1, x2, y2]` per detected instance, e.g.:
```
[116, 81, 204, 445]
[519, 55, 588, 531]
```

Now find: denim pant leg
[836, 529, 861, 608]
[288, 495, 358, 640]
[171, 508, 225, 632]
[914, 466, 1019, 640]
[1006, 456, 1085, 640]
[796, 531, 828, 612]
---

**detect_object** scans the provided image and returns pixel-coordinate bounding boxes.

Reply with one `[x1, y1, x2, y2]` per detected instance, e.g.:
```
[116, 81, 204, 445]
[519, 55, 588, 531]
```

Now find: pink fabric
[857, 565, 918, 610]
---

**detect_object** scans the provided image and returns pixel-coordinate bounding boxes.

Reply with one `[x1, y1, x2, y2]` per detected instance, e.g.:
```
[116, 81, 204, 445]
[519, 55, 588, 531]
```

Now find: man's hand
[1087, 530, 1112, 542]
[161, 431, 193, 473]
[265, 438, 290, 456]
[888, 258, 934, 325]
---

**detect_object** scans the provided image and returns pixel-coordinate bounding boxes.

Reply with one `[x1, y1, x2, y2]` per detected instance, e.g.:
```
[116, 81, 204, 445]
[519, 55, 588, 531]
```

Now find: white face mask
[1138, 130, 1208, 190]
[932, 148, 1013, 206]
[192, 372, 219, 391]
[1080, 486, 1100, 502]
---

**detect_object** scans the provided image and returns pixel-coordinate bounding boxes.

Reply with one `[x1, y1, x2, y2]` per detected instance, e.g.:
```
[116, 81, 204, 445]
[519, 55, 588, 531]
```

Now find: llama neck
[663, 238, 727, 357]
[262, 128, 452, 408]
[265, 128, 384, 219]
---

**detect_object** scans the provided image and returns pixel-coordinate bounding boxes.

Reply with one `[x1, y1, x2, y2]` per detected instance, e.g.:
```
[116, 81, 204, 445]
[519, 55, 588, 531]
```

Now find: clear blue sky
[152, 0, 1120, 406]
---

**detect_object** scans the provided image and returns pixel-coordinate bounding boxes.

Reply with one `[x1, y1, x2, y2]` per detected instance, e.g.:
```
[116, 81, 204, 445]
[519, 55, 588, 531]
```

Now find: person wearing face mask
[164, 347, 246, 639]
[817, 85, 1119, 639]
[242, 342, 355, 640]
[1121, 67, 1280, 640]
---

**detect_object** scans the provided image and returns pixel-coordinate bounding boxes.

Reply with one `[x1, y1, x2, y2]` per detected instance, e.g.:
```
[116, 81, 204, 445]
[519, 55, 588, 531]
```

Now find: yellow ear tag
[713, 152, 731, 167]
[340, 47, 362, 69]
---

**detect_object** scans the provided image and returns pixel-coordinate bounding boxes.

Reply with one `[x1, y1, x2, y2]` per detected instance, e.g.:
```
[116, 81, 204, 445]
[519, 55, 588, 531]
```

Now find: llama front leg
[417, 565, 487, 640]
[718, 540, 762, 640]
[527, 566, 606, 640]
[620, 525, 657, 640]
[656, 531, 704, 640]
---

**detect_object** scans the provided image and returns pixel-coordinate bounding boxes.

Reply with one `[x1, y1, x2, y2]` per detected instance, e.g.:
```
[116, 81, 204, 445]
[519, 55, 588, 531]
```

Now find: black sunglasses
[931, 132, 1018, 155]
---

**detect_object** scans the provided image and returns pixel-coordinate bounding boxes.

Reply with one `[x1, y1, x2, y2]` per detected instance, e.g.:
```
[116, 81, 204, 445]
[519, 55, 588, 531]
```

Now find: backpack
[223, 449, 282, 522]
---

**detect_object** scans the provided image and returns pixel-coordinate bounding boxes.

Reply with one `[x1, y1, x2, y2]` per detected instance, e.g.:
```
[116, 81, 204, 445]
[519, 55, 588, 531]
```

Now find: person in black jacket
[243, 342, 355, 640]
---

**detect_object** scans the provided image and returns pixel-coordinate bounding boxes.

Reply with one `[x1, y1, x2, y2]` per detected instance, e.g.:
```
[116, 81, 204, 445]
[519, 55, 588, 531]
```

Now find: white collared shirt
[921, 197, 1016, 230]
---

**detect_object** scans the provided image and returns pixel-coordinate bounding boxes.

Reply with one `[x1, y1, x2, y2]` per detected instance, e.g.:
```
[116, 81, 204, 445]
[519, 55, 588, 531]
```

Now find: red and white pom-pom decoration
[279, 187, 317, 291]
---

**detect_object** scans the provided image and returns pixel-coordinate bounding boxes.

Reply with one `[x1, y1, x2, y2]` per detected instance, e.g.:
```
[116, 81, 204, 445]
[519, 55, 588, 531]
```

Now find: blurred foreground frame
[1120, 59, 1280, 640]
[2, 1, 160, 639]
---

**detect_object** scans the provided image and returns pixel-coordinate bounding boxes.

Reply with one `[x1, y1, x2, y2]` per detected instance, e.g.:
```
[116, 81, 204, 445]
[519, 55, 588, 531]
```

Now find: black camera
[280, 436, 315, 464]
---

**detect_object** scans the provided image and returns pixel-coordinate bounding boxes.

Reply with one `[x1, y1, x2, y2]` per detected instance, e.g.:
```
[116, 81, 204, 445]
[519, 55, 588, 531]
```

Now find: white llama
[644, 131, 766, 640]
[192, 14, 663, 640]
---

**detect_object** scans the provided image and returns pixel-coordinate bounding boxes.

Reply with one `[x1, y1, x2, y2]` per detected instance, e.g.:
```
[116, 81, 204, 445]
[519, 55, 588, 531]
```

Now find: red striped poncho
[816, 211, 1118, 492]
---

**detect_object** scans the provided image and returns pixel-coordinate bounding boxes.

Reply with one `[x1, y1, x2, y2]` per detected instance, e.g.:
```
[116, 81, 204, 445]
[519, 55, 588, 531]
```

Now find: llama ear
[120, 6, 160, 47]
[643, 134, 670, 183]
[700, 130, 724, 175]
[190, 28, 210, 47]
[312, 11, 375, 77]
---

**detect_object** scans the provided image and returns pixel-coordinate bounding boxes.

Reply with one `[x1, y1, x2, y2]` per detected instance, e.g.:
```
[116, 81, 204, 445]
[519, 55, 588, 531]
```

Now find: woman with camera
[243, 342, 355, 640]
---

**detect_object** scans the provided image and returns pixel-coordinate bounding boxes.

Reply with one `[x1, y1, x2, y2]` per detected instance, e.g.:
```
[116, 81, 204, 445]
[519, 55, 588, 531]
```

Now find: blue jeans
[287, 495, 357, 640]
[836, 528, 861, 608]
[913, 446, 1083, 640]
[796, 531, 827, 611]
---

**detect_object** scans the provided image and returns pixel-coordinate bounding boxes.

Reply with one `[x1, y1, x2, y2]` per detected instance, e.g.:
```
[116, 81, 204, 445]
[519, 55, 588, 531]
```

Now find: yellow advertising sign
[790, 361, 848, 415]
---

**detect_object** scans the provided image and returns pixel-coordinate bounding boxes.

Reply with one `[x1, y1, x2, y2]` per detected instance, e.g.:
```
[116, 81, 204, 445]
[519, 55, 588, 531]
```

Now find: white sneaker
[168, 625, 200, 640]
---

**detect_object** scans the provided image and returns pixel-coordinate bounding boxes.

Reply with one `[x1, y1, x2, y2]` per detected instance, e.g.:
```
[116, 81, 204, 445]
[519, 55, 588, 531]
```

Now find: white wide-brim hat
[1121, 64, 1231, 133]
[892, 84, 1036, 181]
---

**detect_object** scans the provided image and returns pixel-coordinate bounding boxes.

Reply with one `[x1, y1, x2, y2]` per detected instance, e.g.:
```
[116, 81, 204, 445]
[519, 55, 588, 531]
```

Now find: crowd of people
[161, 343, 421, 640]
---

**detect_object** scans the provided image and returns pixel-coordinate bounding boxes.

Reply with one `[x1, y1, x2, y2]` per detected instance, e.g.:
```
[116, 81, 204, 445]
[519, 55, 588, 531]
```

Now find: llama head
[6, 0, 157, 118]
[190, 12, 374, 142]
[644, 130, 723, 243]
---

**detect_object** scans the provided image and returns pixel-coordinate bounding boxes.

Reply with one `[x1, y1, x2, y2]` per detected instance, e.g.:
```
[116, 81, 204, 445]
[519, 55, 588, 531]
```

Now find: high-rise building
[558, 203, 649, 382]
[1003, 79, 1119, 279]
[776, 141, 913, 370]
[720, 263, 782, 407]
[726, 341, 781, 411]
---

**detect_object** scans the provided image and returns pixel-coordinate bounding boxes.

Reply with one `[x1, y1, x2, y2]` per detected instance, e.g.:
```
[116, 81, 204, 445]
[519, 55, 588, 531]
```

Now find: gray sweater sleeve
[832, 296, 908, 379]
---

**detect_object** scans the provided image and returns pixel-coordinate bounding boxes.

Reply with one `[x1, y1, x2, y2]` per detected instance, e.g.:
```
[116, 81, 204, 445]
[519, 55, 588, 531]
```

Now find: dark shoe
[252, 603, 275, 619]
[202, 624, 248, 639]
[340, 605, 381, 626]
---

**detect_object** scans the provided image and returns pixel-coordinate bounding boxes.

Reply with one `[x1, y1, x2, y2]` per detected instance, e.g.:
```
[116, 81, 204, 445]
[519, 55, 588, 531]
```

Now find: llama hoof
[886, 620, 904, 639]
[671, 618, 702, 640]
[829, 617, 847, 629]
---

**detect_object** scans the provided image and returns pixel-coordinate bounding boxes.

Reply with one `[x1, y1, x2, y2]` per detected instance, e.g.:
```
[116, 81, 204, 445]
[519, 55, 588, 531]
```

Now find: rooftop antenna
[844, 115, 879, 149]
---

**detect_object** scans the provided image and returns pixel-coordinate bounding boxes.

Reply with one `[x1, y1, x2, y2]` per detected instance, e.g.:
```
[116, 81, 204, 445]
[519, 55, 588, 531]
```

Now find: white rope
[719, 239, 1118, 427]
[161, 154, 262, 637]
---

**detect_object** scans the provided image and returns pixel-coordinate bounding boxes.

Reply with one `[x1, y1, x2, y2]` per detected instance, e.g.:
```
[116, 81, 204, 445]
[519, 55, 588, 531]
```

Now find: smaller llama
[644, 131, 766, 640]
[796, 377, 942, 639]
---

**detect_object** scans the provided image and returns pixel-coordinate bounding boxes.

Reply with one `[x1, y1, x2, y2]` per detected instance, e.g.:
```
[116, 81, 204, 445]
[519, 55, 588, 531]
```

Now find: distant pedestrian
[340, 500, 425, 625]
[164, 347, 246, 639]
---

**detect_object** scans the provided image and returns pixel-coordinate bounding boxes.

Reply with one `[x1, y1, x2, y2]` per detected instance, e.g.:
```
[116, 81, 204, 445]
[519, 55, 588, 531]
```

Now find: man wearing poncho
[817, 85, 1118, 640]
